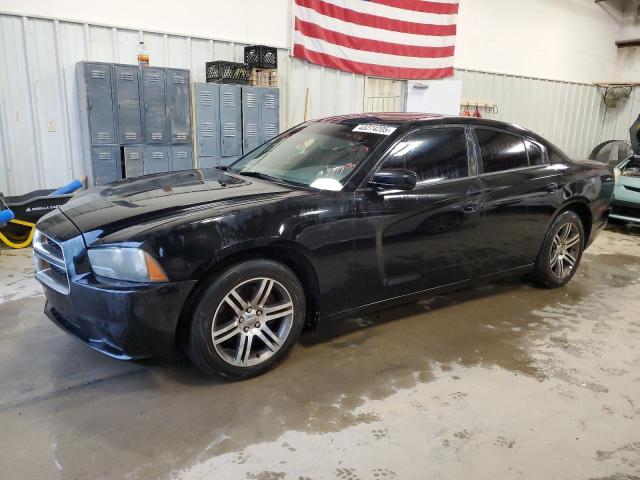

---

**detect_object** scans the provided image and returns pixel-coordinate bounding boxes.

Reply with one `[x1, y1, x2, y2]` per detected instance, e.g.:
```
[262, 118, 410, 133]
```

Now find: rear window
[526, 140, 545, 166]
[476, 129, 528, 173]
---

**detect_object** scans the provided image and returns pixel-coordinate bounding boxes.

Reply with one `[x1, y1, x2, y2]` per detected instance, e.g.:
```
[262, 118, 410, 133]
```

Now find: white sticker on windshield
[352, 124, 397, 135]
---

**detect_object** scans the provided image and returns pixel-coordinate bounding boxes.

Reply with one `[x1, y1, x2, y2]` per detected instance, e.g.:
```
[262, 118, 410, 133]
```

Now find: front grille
[47, 237, 63, 256]
[49, 263, 67, 278]
[33, 229, 70, 294]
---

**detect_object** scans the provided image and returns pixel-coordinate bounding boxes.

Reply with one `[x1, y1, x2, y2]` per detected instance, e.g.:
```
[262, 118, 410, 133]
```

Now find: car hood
[60, 169, 295, 236]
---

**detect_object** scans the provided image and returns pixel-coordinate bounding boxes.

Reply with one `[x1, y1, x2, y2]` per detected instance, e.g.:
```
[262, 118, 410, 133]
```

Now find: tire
[187, 259, 306, 380]
[532, 210, 585, 289]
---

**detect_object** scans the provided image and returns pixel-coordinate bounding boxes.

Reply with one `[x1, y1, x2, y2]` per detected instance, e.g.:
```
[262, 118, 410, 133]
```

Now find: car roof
[317, 112, 547, 145]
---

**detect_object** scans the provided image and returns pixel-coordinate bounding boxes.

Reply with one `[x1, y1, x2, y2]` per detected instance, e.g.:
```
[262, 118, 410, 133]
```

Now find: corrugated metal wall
[454, 69, 640, 160]
[0, 13, 636, 195]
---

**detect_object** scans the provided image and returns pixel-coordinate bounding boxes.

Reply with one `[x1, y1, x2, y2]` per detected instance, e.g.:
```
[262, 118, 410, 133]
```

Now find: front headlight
[88, 248, 168, 283]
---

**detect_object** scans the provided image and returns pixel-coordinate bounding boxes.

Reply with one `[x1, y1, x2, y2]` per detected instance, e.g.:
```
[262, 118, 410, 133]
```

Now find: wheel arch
[174, 242, 321, 350]
[554, 199, 593, 244]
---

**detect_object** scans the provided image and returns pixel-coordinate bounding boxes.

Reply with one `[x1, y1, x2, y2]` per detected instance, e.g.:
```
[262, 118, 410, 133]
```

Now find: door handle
[546, 182, 561, 193]
[463, 201, 479, 213]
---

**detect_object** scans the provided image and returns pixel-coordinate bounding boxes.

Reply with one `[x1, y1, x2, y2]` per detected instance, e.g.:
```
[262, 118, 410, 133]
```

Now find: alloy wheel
[211, 277, 294, 367]
[549, 223, 581, 279]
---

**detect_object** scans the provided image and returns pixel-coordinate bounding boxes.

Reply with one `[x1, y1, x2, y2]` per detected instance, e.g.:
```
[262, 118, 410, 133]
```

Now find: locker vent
[151, 133, 163, 140]
[176, 133, 187, 140]
[98, 152, 111, 160]
[223, 92, 235, 107]
[201, 122, 214, 137]
[121, 72, 134, 81]
[264, 125, 277, 137]
[129, 152, 140, 160]
[173, 75, 185, 84]
[223, 123, 236, 137]
[245, 93, 257, 108]
[246, 124, 258, 136]
[97, 132, 110, 141]
[147, 73, 160, 82]
[200, 91, 214, 106]
[152, 152, 164, 159]
[91, 70, 106, 79]
[264, 95, 276, 109]
[125, 132, 137, 140]
[177, 151, 187, 159]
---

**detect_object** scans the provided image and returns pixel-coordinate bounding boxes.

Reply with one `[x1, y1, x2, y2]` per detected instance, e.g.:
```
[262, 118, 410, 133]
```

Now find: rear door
[473, 128, 562, 274]
[351, 125, 483, 306]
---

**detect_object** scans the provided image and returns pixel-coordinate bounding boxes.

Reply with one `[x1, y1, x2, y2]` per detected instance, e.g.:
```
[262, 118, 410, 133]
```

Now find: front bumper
[610, 199, 640, 224]
[35, 209, 198, 359]
[42, 276, 197, 359]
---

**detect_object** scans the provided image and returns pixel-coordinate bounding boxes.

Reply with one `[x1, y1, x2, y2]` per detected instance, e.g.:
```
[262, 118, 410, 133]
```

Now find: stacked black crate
[243, 46, 279, 155]
[196, 47, 280, 168]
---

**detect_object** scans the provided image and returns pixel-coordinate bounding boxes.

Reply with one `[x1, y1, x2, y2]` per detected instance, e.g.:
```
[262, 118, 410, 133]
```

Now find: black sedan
[34, 114, 614, 379]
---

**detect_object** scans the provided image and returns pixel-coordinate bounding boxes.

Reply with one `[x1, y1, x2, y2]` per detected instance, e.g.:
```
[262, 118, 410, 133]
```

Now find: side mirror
[369, 169, 417, 191]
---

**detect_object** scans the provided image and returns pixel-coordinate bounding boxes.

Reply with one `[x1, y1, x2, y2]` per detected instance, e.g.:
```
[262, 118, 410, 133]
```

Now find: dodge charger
[34, 114, 614, 379]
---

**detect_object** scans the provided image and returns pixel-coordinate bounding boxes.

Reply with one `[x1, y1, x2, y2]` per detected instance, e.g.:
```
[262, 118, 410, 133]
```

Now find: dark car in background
[33, 114, 614, 379]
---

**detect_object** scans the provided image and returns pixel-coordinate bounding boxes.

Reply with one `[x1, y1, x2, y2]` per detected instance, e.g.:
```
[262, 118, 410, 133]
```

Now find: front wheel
[532, 210, 585, 288]
[187, 259, 306, 380]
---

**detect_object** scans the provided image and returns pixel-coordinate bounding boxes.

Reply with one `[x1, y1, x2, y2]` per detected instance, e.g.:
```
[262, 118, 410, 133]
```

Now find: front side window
[380, 127, 469, 185]
[476, 129, 528, 173]
[230, 122, 388, 190]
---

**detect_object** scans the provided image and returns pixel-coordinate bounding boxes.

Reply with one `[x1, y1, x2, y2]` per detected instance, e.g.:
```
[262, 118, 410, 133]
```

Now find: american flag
[292, 0, 458, 80]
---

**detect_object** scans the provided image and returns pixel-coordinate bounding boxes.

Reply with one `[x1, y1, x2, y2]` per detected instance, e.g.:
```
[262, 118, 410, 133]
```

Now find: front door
[350, 126, 483, 307]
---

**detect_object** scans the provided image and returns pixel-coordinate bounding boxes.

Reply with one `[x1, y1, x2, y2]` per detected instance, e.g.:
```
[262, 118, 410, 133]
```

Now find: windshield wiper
[237, 171, 281, 182]
[236, 171, 308, 188]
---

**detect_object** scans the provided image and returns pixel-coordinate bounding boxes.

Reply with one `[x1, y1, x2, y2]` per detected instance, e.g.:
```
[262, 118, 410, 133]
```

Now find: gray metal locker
[144, 146, 170, 175]
[84, 63, 116, 145]
[171, 145, 193, 171]
[219, 85, 242, 158]
[124, 146, 144, 178]
[141, 68, 169, 144]
[194, 83, 221, 160]
[242, 86, 261, 154]
[114, 66, 142, 145]
[221, 156, 240, 167]
[91, 146, 120, 185]
[198, 156, 220, 169]
[166, 69, 191, 144]
[261, 88, 280, 143]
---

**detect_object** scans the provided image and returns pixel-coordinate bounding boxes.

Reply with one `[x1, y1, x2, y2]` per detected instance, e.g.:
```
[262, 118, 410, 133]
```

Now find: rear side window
[382, 127, 469, 185]
[526, 140, 545, 166]
[476, 129, 528, 173]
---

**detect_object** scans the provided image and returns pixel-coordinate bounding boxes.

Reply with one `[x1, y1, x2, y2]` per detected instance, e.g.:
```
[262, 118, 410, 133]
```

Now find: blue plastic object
[0, 208, 15, 225]
[51, 179, 83, 195]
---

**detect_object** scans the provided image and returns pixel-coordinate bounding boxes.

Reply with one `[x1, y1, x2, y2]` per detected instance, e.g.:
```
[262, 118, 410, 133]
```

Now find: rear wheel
[187, 259, 306, 380]
[532, 210, 585, 288]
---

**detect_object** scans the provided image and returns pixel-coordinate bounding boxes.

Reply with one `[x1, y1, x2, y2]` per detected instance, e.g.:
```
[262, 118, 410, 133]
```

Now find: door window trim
[470, 126, 549, 177]
[357, 124, 477, 191]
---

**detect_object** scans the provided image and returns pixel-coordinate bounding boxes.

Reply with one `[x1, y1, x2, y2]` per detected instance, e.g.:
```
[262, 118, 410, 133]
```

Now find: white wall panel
[0, 12, 637, 196]
[456, 0, 622, 84]
[0, 0, 291, 48]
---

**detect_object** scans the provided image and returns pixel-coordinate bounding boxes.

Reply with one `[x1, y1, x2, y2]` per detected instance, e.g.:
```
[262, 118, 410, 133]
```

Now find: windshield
[229, 122, 390, 190]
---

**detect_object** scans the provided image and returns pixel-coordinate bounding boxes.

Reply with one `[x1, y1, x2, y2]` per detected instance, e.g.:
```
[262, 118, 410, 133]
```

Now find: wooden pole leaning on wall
[303, 87, 310, 121]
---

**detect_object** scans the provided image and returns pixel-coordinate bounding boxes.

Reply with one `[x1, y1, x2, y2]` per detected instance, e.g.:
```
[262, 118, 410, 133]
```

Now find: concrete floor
[1, 226, 639, 480]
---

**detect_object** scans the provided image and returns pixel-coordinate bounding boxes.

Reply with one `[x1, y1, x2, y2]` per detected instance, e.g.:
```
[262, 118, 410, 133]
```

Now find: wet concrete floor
[0, 225, 639, 479]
